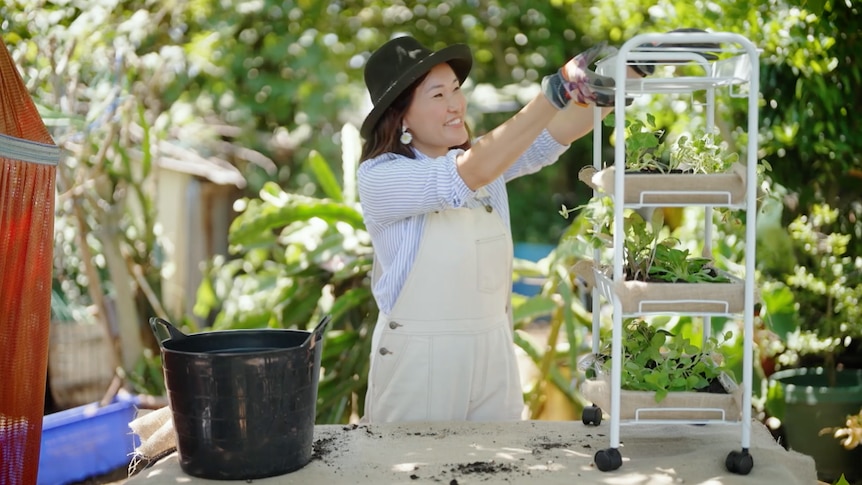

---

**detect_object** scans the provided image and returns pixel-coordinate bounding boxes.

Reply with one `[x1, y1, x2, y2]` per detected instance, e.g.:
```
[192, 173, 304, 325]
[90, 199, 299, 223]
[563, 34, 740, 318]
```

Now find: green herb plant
[605, 113, 738, 174]
[670, 130, 740, 174]
[621, 210, 666, 281]
[568, 195, 668, 281]
[597, 319, 734, 402]
[606, 113, 669, 173]
[649, 245, 731, 283]
[572, 199, 729, 284]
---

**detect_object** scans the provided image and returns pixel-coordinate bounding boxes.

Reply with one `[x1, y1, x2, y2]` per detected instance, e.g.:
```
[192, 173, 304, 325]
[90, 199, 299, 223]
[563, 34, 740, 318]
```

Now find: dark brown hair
[360, 68, 472, 162]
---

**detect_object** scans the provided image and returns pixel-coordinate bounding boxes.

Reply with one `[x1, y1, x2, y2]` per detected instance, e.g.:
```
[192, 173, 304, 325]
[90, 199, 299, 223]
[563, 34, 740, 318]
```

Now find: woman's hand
[543, 43, 619, 109]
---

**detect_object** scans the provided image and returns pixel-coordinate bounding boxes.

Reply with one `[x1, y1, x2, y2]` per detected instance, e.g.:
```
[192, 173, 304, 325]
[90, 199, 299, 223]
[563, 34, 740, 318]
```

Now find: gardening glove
[542, 42, 620, 108]
[630, 28, 721, 77]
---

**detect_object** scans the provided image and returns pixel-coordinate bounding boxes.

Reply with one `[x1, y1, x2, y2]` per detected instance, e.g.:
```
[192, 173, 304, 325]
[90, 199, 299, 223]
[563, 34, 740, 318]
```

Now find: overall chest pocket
[475, 234, 508, 294]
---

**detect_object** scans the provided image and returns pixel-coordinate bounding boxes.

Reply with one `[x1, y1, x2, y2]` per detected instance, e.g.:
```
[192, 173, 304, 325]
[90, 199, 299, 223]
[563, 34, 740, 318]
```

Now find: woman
[357, 35, 629, 423]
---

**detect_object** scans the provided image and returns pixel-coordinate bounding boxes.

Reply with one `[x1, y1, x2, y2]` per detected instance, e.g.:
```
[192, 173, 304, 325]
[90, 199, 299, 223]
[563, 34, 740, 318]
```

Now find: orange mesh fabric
[0, 38, 60, 485]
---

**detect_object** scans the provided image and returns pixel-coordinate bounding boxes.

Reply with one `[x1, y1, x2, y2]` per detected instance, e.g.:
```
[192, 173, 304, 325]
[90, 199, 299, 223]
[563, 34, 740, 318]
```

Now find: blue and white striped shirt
[357, 129, 569, 314]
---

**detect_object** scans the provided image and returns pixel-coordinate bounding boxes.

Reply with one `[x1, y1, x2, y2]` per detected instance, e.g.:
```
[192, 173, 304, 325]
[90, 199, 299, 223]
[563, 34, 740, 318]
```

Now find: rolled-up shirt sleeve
[358, 149, 476, 227]
[503, 129, 570, 182]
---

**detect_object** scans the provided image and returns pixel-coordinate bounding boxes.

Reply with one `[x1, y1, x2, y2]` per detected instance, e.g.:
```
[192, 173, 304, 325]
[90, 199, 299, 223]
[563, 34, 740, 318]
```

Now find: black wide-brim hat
[361, 36, 472, 138]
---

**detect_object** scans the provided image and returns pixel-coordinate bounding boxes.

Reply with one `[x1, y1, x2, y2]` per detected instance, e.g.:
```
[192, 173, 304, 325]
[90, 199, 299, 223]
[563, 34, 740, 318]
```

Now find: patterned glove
[542, 42, 618, 109]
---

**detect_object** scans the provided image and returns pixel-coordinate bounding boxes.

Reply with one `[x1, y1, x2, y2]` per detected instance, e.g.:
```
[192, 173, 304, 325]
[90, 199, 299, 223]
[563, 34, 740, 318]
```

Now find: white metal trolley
[580, 32, 760, 475]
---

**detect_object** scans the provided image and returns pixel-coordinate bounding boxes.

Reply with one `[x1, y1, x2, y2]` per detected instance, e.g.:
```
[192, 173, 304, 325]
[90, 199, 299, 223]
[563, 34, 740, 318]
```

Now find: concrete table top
[125, 418, 817, 484]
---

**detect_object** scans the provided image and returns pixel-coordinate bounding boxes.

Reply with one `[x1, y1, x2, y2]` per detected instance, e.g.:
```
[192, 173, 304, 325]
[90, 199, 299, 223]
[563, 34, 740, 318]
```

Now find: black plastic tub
[149, 317, 328, 480]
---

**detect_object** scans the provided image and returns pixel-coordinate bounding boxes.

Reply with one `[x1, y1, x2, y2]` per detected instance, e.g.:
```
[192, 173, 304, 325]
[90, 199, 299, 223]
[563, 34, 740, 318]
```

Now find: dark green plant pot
[769, 368, 862, 483]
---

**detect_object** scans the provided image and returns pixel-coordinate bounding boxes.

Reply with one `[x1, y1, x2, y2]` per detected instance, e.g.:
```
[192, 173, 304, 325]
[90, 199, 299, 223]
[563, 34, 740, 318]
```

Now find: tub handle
[149, 317, 189, 347]
[304, 314, 331, 350]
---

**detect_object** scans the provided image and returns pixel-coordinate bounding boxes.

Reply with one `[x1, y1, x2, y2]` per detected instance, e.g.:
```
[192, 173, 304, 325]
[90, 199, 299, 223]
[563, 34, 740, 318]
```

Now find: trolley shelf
[593, 268, 746, 316]
[579, 164, 748, 208]
[579, 31, 760, 476]
[581, 373, 743, 422]
[594, 51, 754, 95]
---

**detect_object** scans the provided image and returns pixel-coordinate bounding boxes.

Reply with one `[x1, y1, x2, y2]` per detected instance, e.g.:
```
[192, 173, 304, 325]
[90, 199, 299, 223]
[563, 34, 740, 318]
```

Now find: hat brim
[360, 44, 472, 138]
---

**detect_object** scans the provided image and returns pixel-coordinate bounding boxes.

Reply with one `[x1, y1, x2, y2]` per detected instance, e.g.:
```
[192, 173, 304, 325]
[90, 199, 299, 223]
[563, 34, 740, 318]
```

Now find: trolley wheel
[594, 447, 622, 472]
[582, 405, 602, 426]
[725, 449, 754, 475]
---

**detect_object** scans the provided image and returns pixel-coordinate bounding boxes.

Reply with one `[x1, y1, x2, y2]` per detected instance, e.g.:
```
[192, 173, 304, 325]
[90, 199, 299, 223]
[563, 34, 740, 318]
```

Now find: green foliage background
[4, 0, 858, 240]
[3, 0, 860, 423]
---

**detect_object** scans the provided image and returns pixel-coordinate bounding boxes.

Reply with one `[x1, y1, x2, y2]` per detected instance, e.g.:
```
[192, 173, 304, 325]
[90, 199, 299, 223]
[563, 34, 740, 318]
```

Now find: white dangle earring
[400, 126, 413, 145]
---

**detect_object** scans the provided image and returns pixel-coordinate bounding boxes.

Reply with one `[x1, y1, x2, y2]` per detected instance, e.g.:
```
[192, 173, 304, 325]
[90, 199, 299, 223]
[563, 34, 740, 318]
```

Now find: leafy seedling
[598, 319, 735, 402]
[648, 245, 731, 283]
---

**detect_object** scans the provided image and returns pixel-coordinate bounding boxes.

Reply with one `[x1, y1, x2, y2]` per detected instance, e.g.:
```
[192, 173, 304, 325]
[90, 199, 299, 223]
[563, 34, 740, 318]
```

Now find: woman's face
[402, 63, 468, 158]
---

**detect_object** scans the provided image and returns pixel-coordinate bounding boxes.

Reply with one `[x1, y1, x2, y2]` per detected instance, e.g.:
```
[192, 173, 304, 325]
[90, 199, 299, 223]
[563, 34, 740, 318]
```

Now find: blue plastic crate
[38, 394, 139, 485]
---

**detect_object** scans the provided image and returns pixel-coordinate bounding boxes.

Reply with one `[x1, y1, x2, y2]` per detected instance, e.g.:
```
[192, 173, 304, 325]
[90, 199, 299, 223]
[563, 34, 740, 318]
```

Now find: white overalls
[363, 203, 525, 423]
